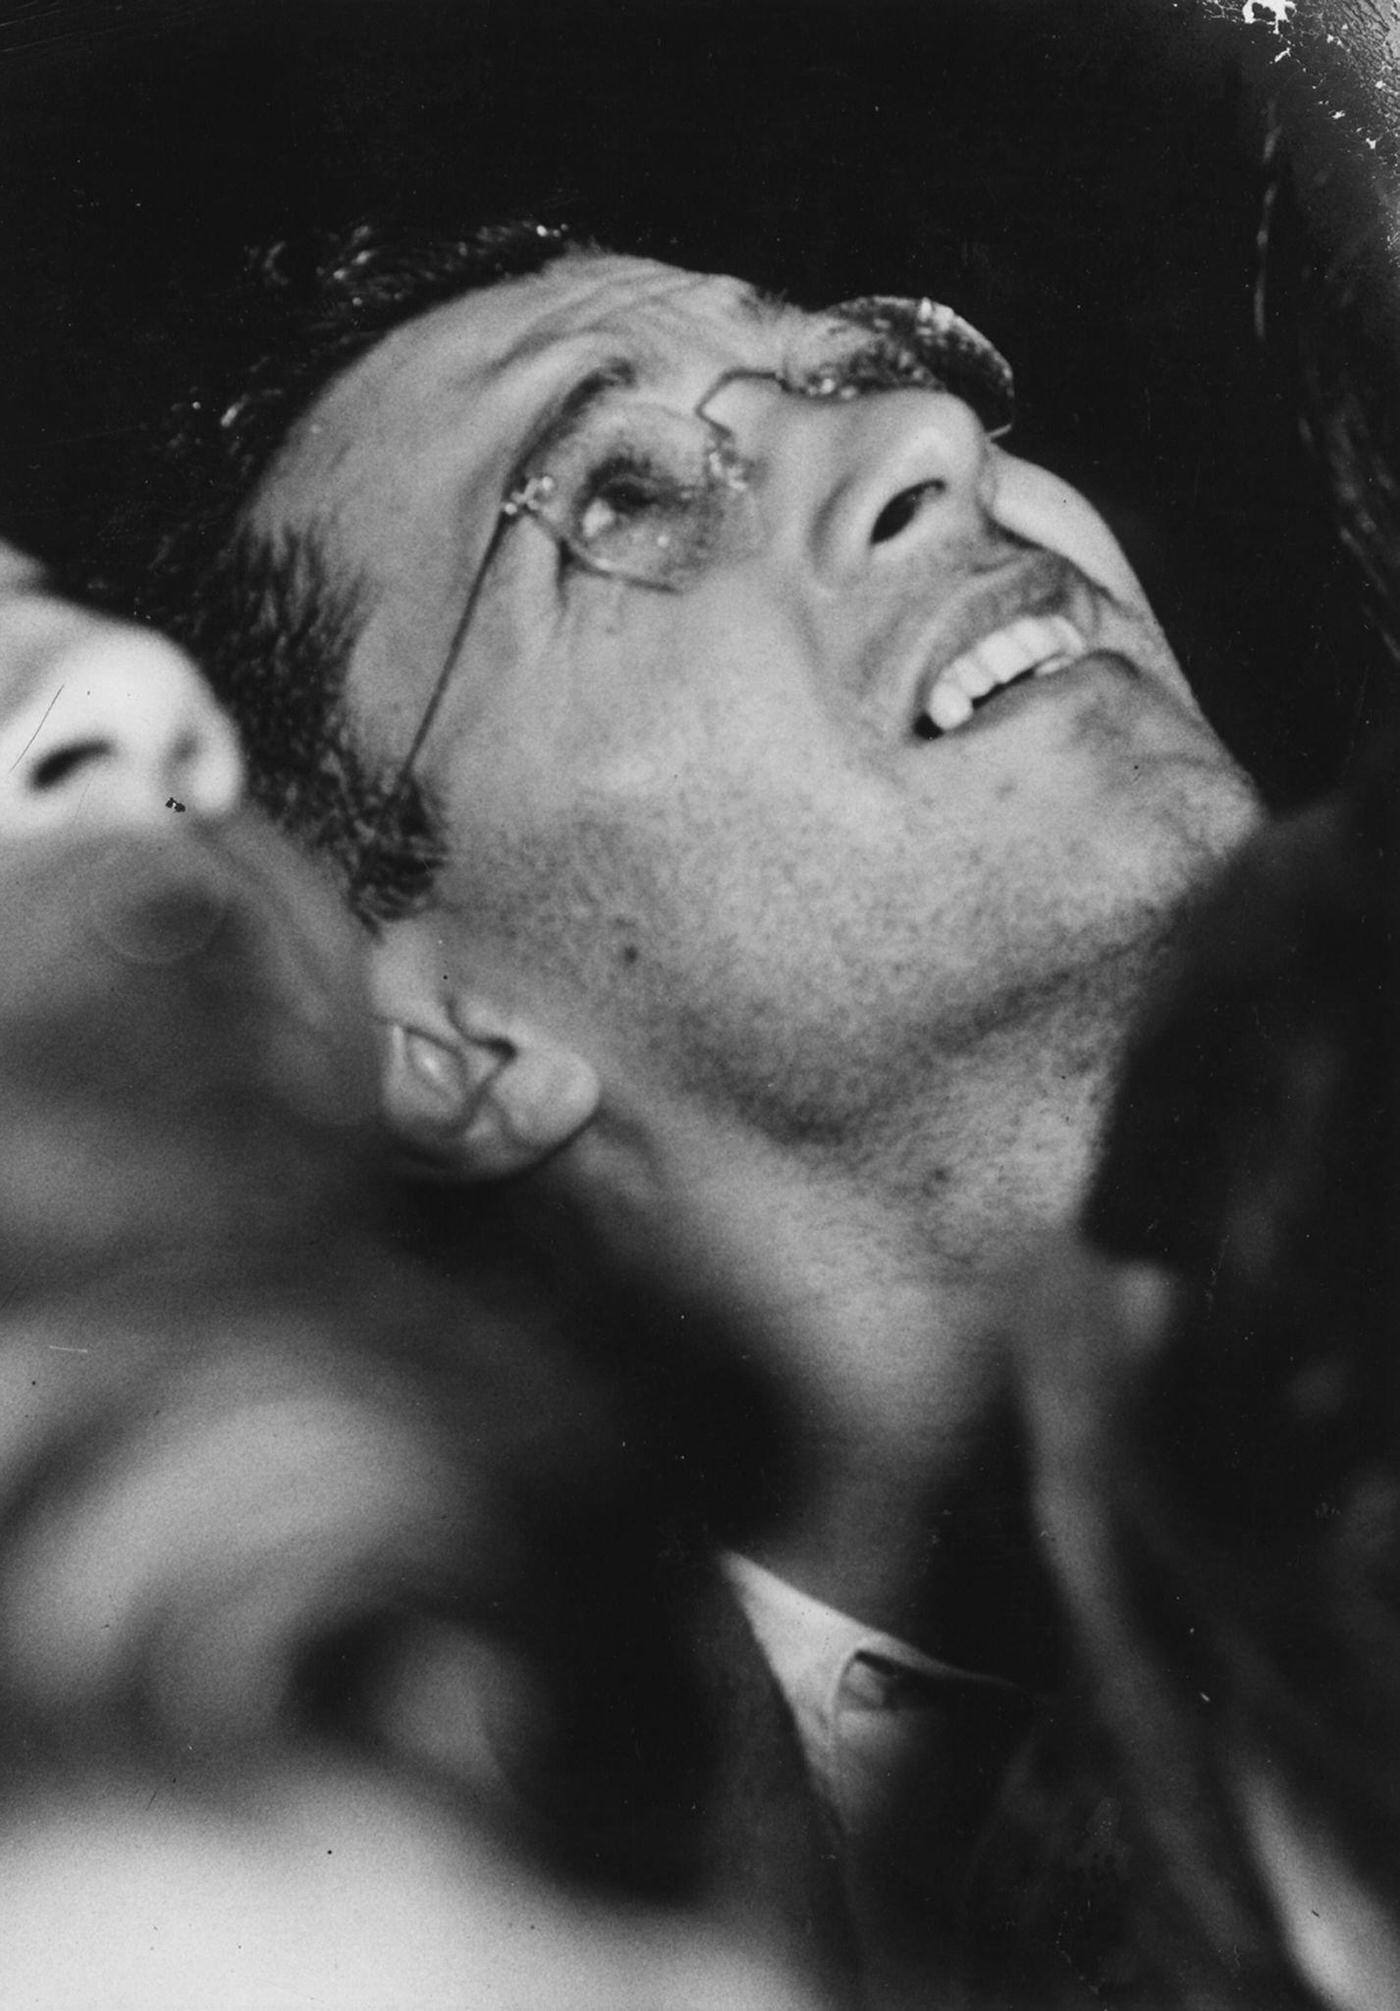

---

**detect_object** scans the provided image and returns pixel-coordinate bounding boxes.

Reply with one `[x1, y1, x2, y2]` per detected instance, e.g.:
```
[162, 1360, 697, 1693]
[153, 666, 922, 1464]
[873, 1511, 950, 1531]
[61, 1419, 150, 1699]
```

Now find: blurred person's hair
[0, 815, 786, 1905]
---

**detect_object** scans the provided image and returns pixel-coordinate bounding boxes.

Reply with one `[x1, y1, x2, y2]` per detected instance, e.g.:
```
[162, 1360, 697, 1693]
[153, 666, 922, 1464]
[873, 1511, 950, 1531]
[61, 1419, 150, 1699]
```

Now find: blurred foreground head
[978, 751, 1400, 2009]
[0, 587, 824, 2007]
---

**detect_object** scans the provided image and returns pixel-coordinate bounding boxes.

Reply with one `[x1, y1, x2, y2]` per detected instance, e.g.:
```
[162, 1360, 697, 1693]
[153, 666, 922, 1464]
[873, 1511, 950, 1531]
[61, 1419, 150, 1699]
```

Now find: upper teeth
[920, 614, 1087, 734]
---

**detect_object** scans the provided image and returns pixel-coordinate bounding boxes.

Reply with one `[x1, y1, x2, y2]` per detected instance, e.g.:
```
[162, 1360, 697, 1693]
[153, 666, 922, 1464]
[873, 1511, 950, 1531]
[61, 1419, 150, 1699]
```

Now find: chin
[1081, 715, 1264, 898]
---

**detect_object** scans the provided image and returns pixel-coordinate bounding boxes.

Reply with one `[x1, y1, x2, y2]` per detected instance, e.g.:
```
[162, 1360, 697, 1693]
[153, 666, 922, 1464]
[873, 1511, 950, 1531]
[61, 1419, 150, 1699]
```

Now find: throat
[745, 1387, 1055, 1686]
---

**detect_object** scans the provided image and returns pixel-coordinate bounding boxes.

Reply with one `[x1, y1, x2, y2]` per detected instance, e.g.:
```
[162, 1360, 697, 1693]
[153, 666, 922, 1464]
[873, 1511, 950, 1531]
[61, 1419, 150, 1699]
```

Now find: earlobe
[369, 922, 601, 1181]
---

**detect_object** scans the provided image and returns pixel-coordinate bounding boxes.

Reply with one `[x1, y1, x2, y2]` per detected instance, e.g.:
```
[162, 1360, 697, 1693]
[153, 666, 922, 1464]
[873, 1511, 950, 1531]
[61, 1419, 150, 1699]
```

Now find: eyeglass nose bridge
[701, 294, 1016, 443]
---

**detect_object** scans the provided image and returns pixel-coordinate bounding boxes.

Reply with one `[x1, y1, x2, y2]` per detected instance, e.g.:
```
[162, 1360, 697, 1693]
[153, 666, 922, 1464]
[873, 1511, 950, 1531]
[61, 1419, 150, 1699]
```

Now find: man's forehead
[365, 251, 778, 387]
[257, 252, 782, 530]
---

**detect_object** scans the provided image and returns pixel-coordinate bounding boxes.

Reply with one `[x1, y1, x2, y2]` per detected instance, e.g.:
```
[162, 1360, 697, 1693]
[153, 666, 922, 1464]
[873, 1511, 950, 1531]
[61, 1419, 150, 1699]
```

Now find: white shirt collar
[722, 1552, 1020, 1828]
[723, 1553, 960, 1714]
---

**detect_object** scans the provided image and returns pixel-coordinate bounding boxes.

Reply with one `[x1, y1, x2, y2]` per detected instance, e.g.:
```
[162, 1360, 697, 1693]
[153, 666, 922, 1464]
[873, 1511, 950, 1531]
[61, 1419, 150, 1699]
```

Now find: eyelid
[508, 359, 640, 490]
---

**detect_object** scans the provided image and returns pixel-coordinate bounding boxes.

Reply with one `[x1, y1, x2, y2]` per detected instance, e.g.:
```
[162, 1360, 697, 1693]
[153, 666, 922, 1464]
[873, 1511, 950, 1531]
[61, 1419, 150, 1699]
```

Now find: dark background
[0, 0, 1389, 806]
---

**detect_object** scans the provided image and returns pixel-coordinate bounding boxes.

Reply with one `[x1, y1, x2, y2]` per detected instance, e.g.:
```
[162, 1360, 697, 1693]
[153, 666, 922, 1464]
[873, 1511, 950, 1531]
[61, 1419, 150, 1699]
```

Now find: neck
[682, 1149, 1065, 1676]
[549, 1010, 1116, 1677]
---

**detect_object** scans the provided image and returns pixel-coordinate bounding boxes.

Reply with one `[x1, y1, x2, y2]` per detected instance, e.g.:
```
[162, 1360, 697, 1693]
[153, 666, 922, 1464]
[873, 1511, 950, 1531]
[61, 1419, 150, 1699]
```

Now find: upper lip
[903, 551, 1105, 728]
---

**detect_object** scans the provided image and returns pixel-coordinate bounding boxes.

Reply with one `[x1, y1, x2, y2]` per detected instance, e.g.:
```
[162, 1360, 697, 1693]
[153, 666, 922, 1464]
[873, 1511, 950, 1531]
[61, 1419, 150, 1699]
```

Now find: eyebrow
[509, 276, 797, 460]
[511, 285, 794, 464]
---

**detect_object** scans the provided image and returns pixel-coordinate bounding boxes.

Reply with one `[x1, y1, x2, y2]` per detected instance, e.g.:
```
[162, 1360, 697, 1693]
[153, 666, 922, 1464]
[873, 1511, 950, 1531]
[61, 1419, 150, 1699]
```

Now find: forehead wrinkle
[513, 263, 803, 385]
[264, 261, 802, 524]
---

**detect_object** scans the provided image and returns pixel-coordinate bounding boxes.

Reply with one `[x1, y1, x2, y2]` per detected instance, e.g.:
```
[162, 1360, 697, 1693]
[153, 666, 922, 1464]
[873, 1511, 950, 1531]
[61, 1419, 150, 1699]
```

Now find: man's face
[258, 253, 1259, 1141]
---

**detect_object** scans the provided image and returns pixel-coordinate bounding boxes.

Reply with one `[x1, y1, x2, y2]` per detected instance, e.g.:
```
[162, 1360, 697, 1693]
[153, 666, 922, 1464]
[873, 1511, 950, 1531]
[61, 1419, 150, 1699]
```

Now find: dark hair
[965, 760, 1400, 2009]
[89, 219, 575, 923]
[1088, 754, 1400, 1919]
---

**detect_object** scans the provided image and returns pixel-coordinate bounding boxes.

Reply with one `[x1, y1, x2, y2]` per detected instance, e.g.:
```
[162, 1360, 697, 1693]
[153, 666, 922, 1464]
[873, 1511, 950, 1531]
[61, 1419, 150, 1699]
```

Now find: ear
[367, 918, 601, 1181]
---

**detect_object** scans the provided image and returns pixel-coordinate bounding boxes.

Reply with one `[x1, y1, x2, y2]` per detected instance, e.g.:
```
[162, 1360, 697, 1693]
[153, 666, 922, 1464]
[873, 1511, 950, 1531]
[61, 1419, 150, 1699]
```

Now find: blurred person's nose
[0, 597, 243, 834]
[712, 378, 997, 589]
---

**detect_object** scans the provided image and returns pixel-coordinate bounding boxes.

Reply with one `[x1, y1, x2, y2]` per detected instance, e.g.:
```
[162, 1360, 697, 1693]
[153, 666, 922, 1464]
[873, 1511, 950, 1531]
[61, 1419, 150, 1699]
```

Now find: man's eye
[529, 413, 737, 589]
[573, 455, 697, 547]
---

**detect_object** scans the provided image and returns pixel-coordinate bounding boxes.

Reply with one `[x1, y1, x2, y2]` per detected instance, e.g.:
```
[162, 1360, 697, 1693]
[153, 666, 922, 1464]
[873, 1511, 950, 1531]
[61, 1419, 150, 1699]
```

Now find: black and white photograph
[0, 1, 1397, 2004]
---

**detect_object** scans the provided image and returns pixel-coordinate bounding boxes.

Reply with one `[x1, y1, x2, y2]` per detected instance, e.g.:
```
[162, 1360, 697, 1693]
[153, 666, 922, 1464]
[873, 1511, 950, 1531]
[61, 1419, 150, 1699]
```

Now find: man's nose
[736, 384, 996, 586]
[0, 601, 244, 836]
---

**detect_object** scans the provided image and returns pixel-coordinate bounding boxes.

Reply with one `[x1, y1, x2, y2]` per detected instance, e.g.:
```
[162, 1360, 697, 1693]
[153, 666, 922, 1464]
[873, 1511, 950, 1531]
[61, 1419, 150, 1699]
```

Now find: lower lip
[929, 651, 1133, 739]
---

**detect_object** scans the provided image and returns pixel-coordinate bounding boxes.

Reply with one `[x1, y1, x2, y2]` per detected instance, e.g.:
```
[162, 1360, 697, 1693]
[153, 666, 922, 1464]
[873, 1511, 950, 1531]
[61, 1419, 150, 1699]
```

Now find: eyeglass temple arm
[349, 508, 514, 907]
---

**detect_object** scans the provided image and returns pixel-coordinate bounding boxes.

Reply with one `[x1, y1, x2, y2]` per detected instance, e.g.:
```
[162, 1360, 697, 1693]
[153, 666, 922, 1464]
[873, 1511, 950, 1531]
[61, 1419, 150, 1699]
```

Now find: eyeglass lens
[514, 403, 754, 592]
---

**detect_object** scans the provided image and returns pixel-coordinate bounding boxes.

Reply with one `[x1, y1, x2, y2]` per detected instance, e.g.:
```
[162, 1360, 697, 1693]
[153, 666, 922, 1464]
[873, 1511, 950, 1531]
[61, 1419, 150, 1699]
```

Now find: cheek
[442, 743, 994, 1134]
[427, 587, 839, 956]
[575, 640, 781, 789]
[535, 570, 841, 783]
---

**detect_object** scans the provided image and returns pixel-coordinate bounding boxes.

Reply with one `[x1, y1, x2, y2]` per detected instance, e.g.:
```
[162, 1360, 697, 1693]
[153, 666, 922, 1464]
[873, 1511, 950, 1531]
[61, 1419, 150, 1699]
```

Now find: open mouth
[913, 613, 1089, 740]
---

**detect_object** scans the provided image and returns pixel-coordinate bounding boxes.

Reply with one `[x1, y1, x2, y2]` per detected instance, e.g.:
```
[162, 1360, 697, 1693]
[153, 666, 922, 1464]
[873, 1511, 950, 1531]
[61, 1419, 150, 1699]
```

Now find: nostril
[871, 479, 945, 545]
[30, 741, 113, 791]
